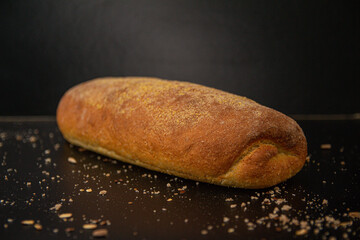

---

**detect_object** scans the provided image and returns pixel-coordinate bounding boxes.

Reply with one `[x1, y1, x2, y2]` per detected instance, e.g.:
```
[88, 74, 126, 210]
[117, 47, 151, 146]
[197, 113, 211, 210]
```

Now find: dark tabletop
[0, 117, 359, 239]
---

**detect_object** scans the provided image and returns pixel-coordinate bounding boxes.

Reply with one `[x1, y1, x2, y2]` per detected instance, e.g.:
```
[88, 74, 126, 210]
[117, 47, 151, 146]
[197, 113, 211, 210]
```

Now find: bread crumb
[320, 144, 331, 149]
[65, 227, 75, 233]
[29, 136, 37, 143]
[281, 205, 292, 211]
[50, 203, 62, 211]
[349, 212, 360, 218]
[295, 229, 308, 236]
[228, 228, 235, 233]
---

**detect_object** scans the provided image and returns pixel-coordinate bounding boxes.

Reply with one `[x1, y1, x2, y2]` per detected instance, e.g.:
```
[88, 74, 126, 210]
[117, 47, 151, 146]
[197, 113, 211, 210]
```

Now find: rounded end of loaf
[216, 143, 307, 189]
[215, 116, 307, 189]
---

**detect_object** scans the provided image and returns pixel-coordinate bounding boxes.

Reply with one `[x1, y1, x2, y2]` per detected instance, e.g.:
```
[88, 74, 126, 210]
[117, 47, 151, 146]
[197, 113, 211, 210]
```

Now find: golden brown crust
[56, 77, 307, 188]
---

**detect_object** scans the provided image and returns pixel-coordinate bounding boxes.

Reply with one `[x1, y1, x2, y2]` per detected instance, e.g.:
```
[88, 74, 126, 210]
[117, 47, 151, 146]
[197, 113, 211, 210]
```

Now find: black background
[1, 0, 359, 115]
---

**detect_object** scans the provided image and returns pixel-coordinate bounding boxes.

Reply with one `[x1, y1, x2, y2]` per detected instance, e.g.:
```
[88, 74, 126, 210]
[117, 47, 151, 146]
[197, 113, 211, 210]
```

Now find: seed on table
[34, 223, 42, 230]
[59, 213, 72, 219]
[21, 220, 34, 225]
[83, 223, 97, 229]
[68, 157, 77, 164]
[92, 229, 108, 238]
[99, 190, 107, 195]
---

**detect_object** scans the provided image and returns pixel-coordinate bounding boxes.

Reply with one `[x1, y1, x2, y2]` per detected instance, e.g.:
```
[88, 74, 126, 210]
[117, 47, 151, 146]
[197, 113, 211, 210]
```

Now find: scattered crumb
[295, 229, 308, 236]
[78, 147, 86, 152]
[349, 212, 360, 218]
[50, 203, 62, 211]
[281, 205, 292, 211]
[29, 136, 37, 143]
[340, 221, 353, 228]
[65, 227, 75, 233]
[54, 143, 60, 150]
[320, 144, 331, 149]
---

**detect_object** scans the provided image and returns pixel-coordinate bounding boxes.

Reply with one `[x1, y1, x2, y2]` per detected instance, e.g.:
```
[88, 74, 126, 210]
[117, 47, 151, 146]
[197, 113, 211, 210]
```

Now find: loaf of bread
[57, 77, 307, 189]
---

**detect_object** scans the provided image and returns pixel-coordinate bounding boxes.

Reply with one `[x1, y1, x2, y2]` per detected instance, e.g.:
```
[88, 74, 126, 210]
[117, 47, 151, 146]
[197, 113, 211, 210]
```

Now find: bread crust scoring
[57, 77, 307, 188]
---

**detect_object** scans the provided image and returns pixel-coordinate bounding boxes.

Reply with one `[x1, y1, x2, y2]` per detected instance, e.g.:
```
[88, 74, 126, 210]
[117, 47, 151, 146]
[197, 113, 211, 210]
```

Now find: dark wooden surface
[0, 118, 359, 239]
